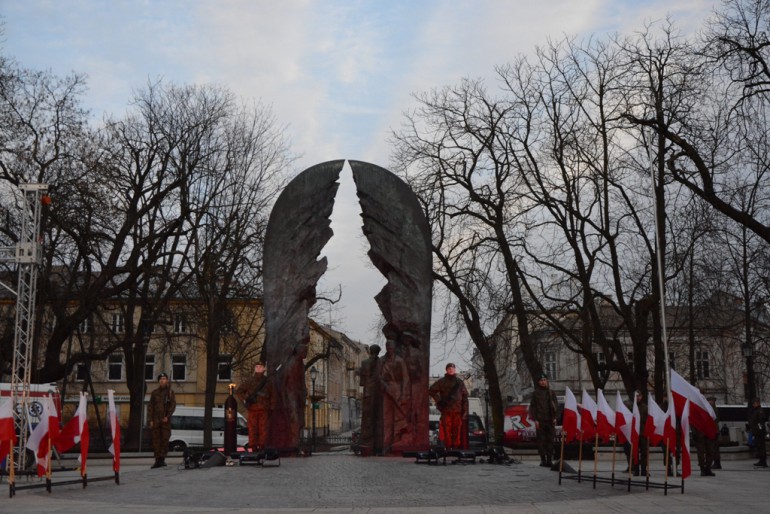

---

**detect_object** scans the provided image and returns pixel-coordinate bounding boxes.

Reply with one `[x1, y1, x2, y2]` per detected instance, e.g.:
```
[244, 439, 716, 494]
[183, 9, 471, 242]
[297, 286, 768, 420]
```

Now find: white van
[169, 405, 249, 450]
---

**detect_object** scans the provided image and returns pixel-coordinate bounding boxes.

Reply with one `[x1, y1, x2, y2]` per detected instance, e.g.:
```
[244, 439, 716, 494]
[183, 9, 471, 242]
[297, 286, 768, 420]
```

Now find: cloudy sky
[2, 0, 716, 373]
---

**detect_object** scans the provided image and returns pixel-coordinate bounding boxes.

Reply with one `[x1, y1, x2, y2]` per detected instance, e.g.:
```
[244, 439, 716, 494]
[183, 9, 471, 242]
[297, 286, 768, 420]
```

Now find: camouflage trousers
[151, 422, 171, 459]
[536, 421, 555, 462]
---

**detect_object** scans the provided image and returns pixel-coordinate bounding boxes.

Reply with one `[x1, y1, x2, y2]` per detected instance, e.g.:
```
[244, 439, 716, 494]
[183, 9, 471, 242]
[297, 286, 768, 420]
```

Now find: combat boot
[151, 459, 163, 469]
[712, 459, 722, 470]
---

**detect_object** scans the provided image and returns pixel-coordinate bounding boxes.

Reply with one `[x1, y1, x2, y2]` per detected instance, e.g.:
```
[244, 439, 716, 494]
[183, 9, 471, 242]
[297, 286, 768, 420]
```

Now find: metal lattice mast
[6, 184, 47, 471]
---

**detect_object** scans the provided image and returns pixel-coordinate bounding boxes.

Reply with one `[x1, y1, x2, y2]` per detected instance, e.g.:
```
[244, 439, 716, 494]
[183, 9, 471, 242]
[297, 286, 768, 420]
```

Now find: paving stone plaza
[3, 451, 769, 513]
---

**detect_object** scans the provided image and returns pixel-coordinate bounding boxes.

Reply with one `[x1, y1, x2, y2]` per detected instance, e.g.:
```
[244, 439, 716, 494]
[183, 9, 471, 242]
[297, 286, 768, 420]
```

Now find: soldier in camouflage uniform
[429, 363, 468, 449]
[236, 362, 274, 451]
[148, 372, 176, 468]
[529, 372, 558, 467]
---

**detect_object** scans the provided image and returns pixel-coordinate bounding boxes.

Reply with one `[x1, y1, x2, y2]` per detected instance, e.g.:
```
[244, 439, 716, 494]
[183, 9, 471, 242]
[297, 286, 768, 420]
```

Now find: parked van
[169, 405, 249, 450]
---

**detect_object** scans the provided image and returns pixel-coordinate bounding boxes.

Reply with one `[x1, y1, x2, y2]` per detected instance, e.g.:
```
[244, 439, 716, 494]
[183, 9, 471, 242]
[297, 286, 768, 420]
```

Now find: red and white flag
[614, 391, 632, 445]
[562, 387, 580, 443]
[644, 394, 665, 446]
[663, 391, 677, 453]
[596, 389, 616, 443]
[580, 389, 597, 441]
[680, 399, 692, 479]
[55, 392, 89, 471]
[670, 369, 717, 439]
[108, 390, 120, 473]
[25, 395, 59, 477]
[630, 395, 641, 464]
[0, 397, 17, 464]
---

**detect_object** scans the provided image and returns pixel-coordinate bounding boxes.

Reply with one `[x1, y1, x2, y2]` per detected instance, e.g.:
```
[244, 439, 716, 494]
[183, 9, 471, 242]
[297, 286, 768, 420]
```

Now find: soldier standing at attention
[148, 372, 176, 469]
[236, 361, 274, 452]
[429, 363, 468, 449]
[529, 372, 558, 467]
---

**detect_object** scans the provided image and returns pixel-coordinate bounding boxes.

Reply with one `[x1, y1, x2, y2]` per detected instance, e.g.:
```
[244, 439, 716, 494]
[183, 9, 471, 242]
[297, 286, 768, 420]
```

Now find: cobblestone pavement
[2, 451, 769, 513]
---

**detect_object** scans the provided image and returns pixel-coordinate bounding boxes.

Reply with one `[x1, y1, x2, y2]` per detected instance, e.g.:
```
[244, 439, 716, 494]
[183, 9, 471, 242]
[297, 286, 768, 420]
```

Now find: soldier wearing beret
[529, 372, 558, 467]
[148, 372, 176, 468]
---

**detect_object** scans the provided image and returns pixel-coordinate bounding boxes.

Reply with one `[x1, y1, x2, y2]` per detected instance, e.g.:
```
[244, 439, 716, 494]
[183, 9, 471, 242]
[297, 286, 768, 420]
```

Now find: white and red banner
[25, 395, 59, 477]
[562, 387, 580, 443]
[644, 394, 665, 447]
[596, 389, 615, 443]
[108, 390, 120, 473]
[0, 397, 17, 464]
[670, 369, 717, 439]
[614, 391, 632, 445]
[680, 399, 692, 479]
[580, 389, 597, 441]
[630, 395, 641, 464]
[55, 392, 89, 472]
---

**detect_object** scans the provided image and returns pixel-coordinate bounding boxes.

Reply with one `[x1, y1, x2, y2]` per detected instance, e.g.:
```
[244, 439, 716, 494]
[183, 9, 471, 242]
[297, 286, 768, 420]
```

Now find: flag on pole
[596, 390, 615, 443]
[614, 391, 632, 445]
[663, 391, 677, 454]
[26, 395, 59, 477]
[580, 389, 597, 441]
[631, 395, 641, 464]
[562, 387, 580, 443]
[55, 392, 87, 453]
[680, 399, 692, 479]
[670, 369, 717, 439]
[108, 390, 120, 473]
[644, 394, 665, 446]
[0, 397, 17, 464]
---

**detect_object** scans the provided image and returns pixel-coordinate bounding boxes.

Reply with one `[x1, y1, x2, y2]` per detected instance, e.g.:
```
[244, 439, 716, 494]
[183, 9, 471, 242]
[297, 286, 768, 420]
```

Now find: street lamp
[310, 366, 318, 454]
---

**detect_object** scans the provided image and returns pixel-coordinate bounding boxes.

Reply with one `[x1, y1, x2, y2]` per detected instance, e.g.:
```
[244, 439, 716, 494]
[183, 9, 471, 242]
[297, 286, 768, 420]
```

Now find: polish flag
[108, 390, 120, 473]
[614, 391, 632, 445]
[0, 397, 17, 464]
[670, 369, 717, 439]
[644, 394, 665, 446]
[663, 392, 677, 454]
[55, 392, 89, 471]
[596, 390, 616, 443]
[630, 395, 641, 464]
[562, 387, 580, 443]
[680, 399, 692, 479]
[580, 389, 597, 441]
[25, 395, 59, 477]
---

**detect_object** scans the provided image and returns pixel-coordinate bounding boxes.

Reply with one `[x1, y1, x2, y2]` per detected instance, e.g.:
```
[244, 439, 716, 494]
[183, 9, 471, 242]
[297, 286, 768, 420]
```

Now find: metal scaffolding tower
[1, 183, 47, 471]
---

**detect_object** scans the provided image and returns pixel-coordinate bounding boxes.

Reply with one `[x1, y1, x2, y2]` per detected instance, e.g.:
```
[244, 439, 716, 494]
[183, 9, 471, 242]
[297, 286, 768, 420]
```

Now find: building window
[217, 355, 232, 381]
[144, 354, 155, 381]
[696, 350, 710, 379]
[544, 352, 557, 380]
[593, 352, 606, 365]
[75, 362, 88, 381]
[108, 354, 123, 381]
[78, 318, 89, 334]
[172, 354, 187, 381]
[174, 315, 189, 334]
[111, 313, 125, 334]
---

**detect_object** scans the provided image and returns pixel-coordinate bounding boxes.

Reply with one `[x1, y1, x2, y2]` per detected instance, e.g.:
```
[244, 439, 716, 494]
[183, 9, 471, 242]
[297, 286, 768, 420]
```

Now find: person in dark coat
[148, 372, 176, 468]
[528, 372, 558, 467]
[748, 397, 767, 468]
